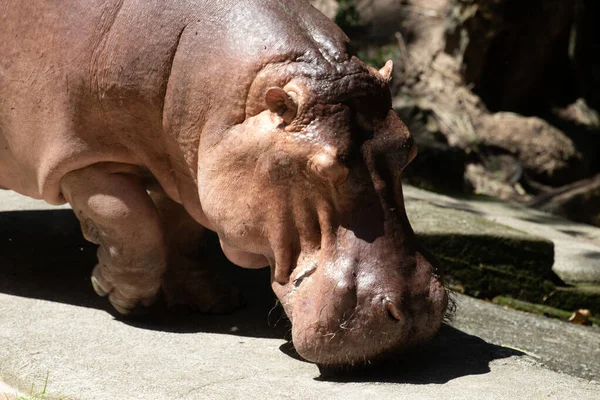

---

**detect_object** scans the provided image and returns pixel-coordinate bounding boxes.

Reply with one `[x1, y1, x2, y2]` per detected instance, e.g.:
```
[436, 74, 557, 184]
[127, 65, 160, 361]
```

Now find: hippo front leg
[61, 163, 166, 315]
[149, 190, 241, 314]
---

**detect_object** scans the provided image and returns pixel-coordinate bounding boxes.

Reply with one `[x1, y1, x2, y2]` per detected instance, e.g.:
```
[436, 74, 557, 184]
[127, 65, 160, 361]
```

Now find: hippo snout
[272, 228, 448, 366]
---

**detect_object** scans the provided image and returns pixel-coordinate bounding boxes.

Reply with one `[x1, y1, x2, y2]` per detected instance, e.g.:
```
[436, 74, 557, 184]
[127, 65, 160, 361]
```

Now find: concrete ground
[1, 188, 599, 400]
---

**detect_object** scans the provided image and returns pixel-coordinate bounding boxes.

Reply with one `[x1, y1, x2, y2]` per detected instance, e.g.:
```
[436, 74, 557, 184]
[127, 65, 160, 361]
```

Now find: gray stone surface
[408, 200, 544, 242]
[1, 288, 599, 399]
[1, 188, 600, 399]
[404, 185, 600, 285]
[453, 295, 600, 381]
[0, 190, 69, 212]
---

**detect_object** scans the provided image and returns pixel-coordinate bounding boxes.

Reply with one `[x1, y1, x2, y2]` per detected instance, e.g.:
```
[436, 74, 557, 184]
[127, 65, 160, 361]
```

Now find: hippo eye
[308, 152, 349, 185]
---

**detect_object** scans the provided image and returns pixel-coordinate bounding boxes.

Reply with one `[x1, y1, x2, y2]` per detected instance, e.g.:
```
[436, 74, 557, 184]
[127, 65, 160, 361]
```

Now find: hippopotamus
[0, 0, 448, 365]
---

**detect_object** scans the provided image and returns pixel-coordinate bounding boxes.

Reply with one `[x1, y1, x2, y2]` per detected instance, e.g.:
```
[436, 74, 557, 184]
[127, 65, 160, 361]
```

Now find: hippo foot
[161, 255, 242, 314]
[91, 262, 162, 316]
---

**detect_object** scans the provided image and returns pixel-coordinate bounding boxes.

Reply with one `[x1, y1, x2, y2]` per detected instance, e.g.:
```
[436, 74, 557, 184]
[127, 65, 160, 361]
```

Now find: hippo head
[197, 58, 448, 366]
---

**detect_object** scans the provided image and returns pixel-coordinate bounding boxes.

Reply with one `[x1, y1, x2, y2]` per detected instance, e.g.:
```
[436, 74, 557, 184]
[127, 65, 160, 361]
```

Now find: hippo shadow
[310, 324, 524, 384]
[0, 208, 285, 338]
[0, 208, 523, 384]
[0, 209, 106, 310]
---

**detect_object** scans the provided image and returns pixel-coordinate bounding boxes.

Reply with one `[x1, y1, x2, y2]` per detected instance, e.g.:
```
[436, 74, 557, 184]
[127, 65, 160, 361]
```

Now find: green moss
[493, 296, 600, 327]
[431, 252, 557, 302]
[407, 200, 556, 302]
[419, 233, 554, 279]
[544, 285, 600, 315]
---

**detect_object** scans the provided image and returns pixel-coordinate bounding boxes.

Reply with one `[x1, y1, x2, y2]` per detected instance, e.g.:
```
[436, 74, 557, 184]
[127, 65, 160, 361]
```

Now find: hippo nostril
[383, 297, 402, 321]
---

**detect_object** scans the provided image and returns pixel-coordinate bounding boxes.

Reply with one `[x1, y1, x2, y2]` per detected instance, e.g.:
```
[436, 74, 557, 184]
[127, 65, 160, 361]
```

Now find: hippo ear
[378, 60, 394, 84]
[265, 87, 298, 124]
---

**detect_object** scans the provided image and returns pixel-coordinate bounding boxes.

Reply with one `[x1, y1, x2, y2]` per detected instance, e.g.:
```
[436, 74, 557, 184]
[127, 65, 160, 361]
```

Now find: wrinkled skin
[0, 0, 447, 365]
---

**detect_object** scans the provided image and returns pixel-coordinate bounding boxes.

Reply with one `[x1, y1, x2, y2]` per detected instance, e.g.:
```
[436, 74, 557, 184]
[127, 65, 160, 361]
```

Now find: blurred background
[311, 0, 600, 227]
